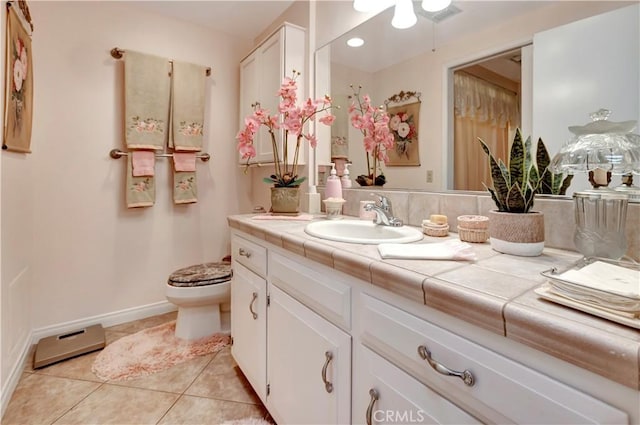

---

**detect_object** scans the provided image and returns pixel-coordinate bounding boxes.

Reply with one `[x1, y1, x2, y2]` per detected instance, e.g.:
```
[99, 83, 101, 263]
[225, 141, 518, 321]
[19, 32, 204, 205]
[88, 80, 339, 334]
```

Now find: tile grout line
[49, 381, 106, 425]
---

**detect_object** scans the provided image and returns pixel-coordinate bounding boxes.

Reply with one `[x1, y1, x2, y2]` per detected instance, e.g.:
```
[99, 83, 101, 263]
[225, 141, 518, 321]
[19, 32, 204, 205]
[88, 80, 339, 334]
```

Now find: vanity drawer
[359, 294, 628, 424]
[269, 251, 351, 330]
[231, 234, 267, 278]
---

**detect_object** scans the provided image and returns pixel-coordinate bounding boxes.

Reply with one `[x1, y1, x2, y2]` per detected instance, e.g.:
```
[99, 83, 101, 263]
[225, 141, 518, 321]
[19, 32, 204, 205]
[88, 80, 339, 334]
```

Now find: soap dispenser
[341, 163, 352, 189]
[325, 163, 343, 200]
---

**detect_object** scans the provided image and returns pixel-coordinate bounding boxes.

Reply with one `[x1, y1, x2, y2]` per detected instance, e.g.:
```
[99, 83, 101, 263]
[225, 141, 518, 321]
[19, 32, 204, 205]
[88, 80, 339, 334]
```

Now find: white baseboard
[1, 301, 177, 416]
[1, 333, 33, 417]
[30, 301, 177, 344]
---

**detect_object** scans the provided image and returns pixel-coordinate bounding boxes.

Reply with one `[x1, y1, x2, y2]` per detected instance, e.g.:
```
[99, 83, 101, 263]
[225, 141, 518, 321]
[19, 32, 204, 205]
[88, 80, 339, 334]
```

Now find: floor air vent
[33, 324, 106, 369]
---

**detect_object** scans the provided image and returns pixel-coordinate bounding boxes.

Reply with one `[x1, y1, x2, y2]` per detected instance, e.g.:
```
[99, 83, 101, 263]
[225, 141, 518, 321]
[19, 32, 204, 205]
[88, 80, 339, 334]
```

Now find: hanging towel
[126, 156, 155, 208]
[170, 60, 206, 151]
[174, 170, 197, 204]
[173, 152, 197, 172]
[124, 51, 171, 150]
[131, 150, 156, 177]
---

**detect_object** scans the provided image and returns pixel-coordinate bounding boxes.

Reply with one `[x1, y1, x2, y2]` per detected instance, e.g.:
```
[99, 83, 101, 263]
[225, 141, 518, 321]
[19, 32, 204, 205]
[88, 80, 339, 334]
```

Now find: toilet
[166, 261, 232, 340]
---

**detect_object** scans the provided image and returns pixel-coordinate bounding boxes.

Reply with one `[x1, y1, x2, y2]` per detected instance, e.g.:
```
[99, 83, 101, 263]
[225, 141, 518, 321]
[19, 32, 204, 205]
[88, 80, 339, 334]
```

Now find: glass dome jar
[550, 109, 640, 183]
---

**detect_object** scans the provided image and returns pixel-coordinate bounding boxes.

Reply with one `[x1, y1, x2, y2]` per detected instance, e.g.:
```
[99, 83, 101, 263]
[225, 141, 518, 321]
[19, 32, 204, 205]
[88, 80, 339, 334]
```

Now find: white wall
[1, 0, 34, 410]
[1, 2, 254, 402]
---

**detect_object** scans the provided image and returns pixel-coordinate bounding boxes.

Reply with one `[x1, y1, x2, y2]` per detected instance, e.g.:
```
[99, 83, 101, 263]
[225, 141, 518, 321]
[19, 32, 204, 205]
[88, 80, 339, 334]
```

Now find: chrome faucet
[364, 194, 403, 227]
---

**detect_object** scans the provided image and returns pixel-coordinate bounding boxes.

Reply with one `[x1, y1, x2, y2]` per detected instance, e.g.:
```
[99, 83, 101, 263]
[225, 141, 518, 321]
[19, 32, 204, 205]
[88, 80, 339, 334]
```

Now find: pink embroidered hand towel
[173, 152, 196, 172]
[131, 150, 155, 176]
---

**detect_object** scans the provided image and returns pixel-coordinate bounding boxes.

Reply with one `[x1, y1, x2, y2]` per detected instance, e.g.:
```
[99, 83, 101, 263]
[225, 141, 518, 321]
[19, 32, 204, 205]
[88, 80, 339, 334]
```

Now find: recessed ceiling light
[347, 37, 365, 47]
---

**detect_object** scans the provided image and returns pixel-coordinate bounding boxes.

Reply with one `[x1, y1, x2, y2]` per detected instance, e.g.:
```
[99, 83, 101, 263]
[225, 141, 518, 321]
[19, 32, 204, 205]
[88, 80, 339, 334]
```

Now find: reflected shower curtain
[453, 72, 520, 191]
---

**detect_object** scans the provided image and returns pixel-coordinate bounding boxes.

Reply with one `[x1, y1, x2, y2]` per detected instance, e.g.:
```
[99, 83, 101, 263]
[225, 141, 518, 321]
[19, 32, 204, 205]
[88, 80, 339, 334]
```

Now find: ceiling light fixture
[421, 0, 452, 13]
[347, 37, 365, 47]
[392, 0, 417, 29]
[353, 0, 373, 12]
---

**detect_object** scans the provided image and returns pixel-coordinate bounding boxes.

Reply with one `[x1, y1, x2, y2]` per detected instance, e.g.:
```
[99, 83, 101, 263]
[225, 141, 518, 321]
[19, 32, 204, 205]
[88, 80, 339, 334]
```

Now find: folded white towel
[378, 240, 477, 261]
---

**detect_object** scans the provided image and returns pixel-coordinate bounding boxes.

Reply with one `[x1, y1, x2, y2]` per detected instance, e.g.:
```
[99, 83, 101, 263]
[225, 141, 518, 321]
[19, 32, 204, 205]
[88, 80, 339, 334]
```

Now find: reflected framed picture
[385, 91, 421, 166]
[3, 1, 34, 153]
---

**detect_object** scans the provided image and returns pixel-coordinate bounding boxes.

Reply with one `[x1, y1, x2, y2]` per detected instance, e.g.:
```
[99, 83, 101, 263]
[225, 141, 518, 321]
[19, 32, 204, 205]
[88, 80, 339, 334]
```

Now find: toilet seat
[168, 262, 232, 288]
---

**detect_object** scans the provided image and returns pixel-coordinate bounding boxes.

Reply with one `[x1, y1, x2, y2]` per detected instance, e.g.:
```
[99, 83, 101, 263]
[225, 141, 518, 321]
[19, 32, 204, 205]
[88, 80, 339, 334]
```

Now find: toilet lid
[168, 262, 232, 287]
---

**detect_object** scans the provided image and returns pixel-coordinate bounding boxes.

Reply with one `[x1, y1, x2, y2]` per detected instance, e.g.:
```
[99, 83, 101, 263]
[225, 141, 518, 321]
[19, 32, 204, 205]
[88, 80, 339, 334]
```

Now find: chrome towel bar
[109, 149, 210, 162]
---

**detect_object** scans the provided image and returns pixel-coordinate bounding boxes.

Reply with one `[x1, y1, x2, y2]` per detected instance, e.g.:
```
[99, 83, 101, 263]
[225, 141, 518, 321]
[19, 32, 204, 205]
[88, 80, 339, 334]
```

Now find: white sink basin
[304, 219, 423, 244]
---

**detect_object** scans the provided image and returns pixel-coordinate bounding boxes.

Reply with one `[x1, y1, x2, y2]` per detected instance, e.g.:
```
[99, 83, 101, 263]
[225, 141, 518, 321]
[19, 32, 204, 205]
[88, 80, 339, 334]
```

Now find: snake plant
[478, 129, 542, 213]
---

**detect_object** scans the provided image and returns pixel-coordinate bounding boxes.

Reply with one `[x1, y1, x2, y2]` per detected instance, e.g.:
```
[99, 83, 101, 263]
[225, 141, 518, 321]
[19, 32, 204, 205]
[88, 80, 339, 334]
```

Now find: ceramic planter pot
[488, 210, 545, 257]
[270, 186, 300, 214]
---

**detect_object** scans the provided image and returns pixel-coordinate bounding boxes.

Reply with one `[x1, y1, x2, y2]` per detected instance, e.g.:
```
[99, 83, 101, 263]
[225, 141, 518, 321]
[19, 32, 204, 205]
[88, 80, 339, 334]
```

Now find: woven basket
[457, 215, 489, 230]
[422, 223, 450, 237]
[457, 226, 489, 243]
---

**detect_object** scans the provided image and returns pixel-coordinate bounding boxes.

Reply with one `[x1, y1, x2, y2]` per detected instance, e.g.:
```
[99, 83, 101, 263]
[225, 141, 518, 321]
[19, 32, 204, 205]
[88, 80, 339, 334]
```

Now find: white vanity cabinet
[238, 23, 305, 165]
[230, 235, 267, 401]
[357, 294, 628, 424]
[353, 345, 480, 425]
[230, 234, 351, 424]
[229, 228, 630, 425]
[267, 285, 351, 425]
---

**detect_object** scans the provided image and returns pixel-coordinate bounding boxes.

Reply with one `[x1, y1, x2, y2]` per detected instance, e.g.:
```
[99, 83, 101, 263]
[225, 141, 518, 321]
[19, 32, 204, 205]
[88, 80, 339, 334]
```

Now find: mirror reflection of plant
[348, 85, 394, 185]
[535, 138, 573, 195]
[236, 71, 335, 187]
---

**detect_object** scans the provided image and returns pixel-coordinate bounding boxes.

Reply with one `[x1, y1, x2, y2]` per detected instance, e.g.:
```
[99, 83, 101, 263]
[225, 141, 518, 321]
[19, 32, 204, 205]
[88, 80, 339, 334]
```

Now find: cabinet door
[253, 29, 283, 164]
[230, 262, 267, 402]
[267, 285, 351, 425]
[239, 50, 260, 164]
[237, 28, 283, 165]
[353, 345, 480, 425]
[238, 25, 306, 166]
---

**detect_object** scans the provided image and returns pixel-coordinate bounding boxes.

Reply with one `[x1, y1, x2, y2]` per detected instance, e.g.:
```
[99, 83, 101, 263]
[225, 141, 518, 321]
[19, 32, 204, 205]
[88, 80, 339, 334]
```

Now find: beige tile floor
[2, 312, 274, 425]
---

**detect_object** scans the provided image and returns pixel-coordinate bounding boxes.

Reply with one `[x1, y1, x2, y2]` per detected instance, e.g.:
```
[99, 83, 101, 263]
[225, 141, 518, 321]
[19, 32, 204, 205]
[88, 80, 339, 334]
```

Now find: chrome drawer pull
[366, 388, 379, 425]
[249, 292, 258, 320]
[321, 351, 334, 393]
[238, 248, 252, 258]
[417, 345, 475, 387]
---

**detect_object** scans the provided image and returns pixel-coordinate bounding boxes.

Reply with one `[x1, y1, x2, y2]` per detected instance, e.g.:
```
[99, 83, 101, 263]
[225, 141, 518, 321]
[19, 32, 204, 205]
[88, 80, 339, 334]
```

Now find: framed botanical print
[385, 91, 421, 166]
[3, 2, 34, 153]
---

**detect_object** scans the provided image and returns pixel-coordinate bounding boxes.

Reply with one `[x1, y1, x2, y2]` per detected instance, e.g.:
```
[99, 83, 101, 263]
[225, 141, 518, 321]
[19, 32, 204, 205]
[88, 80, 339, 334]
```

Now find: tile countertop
[227, 214, 640, 390]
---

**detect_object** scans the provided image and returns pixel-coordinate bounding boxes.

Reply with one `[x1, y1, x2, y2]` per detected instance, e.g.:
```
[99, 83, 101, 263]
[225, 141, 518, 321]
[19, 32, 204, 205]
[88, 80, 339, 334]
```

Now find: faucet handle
[371, 193, 392, 212]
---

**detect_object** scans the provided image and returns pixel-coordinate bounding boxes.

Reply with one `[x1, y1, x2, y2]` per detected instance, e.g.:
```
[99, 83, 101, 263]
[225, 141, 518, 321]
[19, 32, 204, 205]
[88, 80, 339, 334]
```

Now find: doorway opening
[445, 44, 532, 191]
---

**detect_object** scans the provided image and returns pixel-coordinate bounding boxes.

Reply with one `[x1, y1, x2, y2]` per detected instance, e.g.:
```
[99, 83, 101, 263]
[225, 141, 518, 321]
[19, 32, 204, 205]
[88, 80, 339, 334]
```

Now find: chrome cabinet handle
[366, 388, 379, 425]
[321, 351, 334, 393]
[417, 345, 474, 386]
[238, 248, 251, 258]
[249, 292, 258, 319]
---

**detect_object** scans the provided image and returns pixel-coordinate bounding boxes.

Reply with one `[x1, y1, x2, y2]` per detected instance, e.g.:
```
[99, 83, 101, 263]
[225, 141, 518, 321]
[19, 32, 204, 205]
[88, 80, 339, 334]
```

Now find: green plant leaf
[483, 184, 505, 211]
[536, 137, 551, 176]
[505, 183, 526, 213]
[509, 129, 525, 190]
[558, 174, 574, 195]
[479, 138, 509, 209]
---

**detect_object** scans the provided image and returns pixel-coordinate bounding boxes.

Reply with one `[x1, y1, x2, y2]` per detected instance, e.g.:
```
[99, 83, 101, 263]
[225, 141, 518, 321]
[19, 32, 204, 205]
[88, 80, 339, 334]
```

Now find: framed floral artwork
[3, 1, 34, 153]
[385, 91, 421, 166]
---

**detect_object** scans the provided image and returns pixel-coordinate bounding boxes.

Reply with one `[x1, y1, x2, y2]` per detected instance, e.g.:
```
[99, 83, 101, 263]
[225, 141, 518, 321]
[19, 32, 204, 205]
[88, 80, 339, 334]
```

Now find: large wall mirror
[315, 1, 639, 195]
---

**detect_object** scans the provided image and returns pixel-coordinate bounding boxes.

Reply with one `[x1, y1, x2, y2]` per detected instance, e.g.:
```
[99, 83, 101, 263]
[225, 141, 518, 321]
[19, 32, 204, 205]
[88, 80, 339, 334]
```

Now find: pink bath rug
[91, 320, 229, 381]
